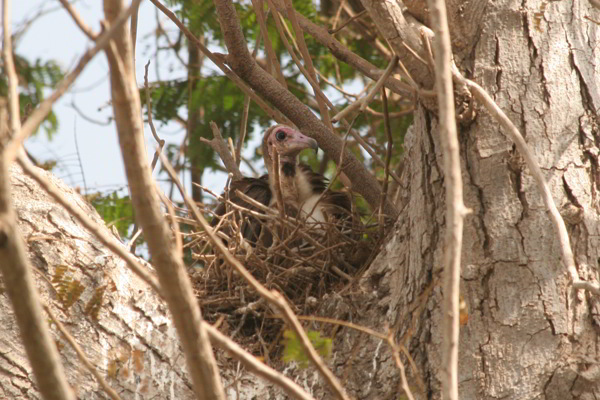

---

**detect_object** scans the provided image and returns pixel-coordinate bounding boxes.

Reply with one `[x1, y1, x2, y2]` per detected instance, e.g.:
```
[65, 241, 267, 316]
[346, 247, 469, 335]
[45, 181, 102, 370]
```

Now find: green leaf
[282, 329, 332, 368]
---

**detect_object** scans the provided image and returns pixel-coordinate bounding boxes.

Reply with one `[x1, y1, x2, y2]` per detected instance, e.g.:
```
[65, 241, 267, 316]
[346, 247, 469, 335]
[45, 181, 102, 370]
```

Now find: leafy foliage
[282, 329, 332, 368]
[90, 192, 135, 240]
[0, 54, 65, 138]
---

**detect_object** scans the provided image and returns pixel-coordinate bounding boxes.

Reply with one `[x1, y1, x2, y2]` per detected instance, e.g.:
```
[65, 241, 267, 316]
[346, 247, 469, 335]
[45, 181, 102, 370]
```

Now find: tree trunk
[338, 0, 600, 398]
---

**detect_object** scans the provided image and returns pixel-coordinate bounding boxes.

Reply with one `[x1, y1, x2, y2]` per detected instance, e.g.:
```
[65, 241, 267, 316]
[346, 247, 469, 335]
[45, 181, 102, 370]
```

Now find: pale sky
[13, 0, 240, 198]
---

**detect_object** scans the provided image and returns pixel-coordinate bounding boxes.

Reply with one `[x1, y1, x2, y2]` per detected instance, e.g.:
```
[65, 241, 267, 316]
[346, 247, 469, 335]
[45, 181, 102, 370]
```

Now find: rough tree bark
[338, 0, 600, 398]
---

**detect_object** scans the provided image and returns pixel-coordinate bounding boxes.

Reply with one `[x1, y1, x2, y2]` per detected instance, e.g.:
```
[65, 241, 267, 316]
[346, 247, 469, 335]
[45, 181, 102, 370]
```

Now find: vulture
[211, 125, 353, 247]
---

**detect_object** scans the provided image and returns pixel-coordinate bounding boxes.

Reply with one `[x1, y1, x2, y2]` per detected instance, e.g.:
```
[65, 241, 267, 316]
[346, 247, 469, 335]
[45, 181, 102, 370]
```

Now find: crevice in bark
[493, 35, 501, 93]
[463, 132, 491, 256]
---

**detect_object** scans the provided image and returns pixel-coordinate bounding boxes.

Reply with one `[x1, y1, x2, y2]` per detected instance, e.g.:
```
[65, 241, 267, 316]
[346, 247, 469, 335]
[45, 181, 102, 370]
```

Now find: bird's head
[262, 125, 318, 166]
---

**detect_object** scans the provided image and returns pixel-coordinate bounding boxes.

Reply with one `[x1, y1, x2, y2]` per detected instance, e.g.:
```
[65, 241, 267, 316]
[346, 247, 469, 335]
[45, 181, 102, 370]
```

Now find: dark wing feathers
[211, 175, 272, 245]
[212, 165, 357, 246]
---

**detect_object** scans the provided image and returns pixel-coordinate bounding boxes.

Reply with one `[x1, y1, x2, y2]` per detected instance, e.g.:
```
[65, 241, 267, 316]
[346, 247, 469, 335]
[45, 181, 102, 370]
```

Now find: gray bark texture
[337, 0, 600, 399]
[0, 164, 195, 399]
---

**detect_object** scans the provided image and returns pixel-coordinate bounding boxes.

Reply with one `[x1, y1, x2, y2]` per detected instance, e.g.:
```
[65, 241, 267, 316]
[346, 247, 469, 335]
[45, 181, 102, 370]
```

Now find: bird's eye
[275, 130, 286, 141]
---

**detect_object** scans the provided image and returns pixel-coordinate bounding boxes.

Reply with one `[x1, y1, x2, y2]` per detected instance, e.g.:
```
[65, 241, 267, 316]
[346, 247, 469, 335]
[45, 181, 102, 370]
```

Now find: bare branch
[44, 305, 121, 400]
[102, 1, 225, 398]
[1, 2, 74, 397]
[426, 0, 467, 398]
[57, 0, 97, 40]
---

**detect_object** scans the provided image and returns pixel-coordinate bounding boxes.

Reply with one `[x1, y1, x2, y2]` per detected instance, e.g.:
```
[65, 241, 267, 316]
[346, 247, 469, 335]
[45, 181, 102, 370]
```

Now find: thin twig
[236, 96, 251, 168]
[44, 305, 121, 400]
[332, 55, 398, 123]
[200, 122, 243, 180]
[328, 9, 367, 34]
[379, 88, 393, 230]
[205, 324, 316, 400]
[145, 60, 166, 172]
[57, 0, 97, 40]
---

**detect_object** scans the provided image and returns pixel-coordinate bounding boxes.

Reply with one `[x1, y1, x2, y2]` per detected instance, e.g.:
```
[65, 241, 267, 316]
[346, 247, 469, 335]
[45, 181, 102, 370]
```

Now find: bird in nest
[211, 124, 357, 248]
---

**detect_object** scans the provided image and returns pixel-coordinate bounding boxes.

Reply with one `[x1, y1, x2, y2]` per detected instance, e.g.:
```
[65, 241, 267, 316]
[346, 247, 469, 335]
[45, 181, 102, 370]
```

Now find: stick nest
[187, 193, 385, 358]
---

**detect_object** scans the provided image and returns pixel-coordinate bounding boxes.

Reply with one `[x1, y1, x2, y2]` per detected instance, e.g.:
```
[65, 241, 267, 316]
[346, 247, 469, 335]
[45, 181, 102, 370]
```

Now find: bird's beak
[285, 132, 319, 155]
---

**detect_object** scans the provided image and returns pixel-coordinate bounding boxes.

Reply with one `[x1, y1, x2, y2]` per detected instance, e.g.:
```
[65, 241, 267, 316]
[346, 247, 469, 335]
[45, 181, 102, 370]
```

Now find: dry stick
[130, 0, 140, 60]
[386, 332, 416, 400]
[159, 152, 350, 400]
[426, 0, 465, 399]
[5, 0, 142, 163]
[145, 61, 166, 171]
[379, 88, 393, 230]
[331, 0, 346, 31]
[158, 189, 183, 256]
[149, 0, 288, 125]
[332, 55, 398, 123]
[328, 9, 367, 35]
[43, 306, 122, 400]
[236, 96, 251, 167]
[57, 0, 97, 40]
[281, 0, 335, 133]
[200, 122, 243, 180]
[204, 324, 316, 400]
[271, 150, 286, 220]
[101, 1, 225, 397]
[17, 154, 162, 294]
[265, 8, 402, 187]
[252, 0, 286, 87]
[456, 74, 600, 296]
[273, 314, 419, 399]
[270, 0, 414, 96]
[1, 2, 74, 398]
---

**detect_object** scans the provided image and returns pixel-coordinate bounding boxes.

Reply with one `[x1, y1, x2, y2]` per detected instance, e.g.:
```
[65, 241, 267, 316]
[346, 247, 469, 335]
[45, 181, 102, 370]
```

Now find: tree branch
[205, 324, 317, 400]
[101, 1, 225, 399]
[426, 0, 465, 398]
[213, 0, 398, 218]
[1, 1, 74, 397]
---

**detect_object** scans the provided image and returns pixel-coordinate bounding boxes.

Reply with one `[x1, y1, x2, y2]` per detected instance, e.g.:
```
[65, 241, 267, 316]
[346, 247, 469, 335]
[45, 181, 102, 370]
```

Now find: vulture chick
[211, 125, 353, 246]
